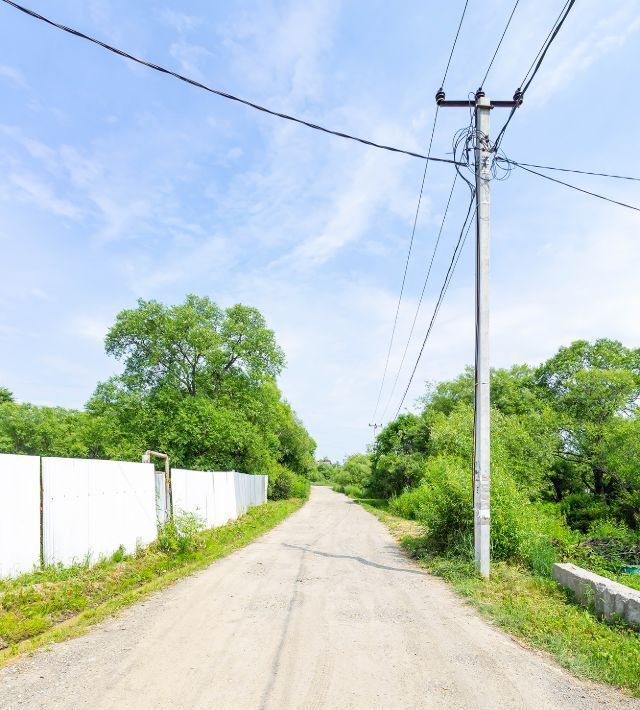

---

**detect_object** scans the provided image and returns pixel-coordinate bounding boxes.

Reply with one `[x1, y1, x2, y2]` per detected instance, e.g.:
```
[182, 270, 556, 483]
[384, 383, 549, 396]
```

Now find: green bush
[291, 474, 311, 499]
[267, 466, 310, 500]
[389, 486, 430, 520]
[157, 511, 205, 555]
[344, 484, 364, 498]
[411, 456, 576, 572]
[415, 457, 473, 557]
[560, 492, 610, 532]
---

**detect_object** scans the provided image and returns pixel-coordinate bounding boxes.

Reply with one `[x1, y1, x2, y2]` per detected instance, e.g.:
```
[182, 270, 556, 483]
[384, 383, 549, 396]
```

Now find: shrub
[415, 457, 473, 557]
[413, 456, 576, 572]
[389, 486, 431, 520]
[110, 545, 126, 564]
[344, 484, 364, 498]
[291, 474, 311, 499]
[268, 466, 296, 500]
[157, 510, 205, 555]
[268, 466, 310, 500]
[560, 493, 610, 532]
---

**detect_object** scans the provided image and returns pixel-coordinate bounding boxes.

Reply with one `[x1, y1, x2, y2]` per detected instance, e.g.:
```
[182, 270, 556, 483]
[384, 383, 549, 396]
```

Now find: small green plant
[157, 511, 205, 555]
[110, 545, 127, 564]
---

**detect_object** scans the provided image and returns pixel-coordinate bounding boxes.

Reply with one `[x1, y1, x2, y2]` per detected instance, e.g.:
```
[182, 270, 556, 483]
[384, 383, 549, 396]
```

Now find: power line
[511, 162, 640, 213]
[394, 197, 476, 418]
[380, 173, 459, 423]
[493, 0, 576, 152]
[0, 0, 461, 167]
[370, 108, 441, 422]
[370, 0, 470, 423]
[521, 0, 574, 93]
[441, 0, 471, 86]
[479, 0, 520, 89]
[501, 158, 640, 182]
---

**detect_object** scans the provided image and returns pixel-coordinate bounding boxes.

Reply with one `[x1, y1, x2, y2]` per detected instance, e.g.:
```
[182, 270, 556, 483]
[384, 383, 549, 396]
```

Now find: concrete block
[553, 562, 640, 628]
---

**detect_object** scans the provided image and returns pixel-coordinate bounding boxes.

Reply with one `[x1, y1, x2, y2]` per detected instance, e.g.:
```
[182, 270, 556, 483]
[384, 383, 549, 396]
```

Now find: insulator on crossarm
[435, 88, 446, 105]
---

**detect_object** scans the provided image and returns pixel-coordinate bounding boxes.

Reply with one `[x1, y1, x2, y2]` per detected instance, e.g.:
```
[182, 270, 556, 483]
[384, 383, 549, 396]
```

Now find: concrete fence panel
[0, 453, 41, 577]
[171, 468, 216, 527]
[172, 469, 267, 529]
[42, 457, 157, 567]
[0, 453, 267, 577]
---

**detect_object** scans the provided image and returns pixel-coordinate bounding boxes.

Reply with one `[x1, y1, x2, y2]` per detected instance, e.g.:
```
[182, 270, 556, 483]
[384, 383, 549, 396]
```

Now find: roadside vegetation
[0, 295, 316, 499]
[0, 498, 304, 663]
[334, 338, 640, 693]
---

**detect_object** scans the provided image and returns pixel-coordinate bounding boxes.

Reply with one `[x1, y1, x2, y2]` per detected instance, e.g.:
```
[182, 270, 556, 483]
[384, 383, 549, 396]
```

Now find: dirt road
[1, 486, 637, 709]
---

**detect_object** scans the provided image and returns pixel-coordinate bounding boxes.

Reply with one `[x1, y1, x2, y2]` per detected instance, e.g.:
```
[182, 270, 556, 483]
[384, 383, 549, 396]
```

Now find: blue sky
[0, 0, 639, 460]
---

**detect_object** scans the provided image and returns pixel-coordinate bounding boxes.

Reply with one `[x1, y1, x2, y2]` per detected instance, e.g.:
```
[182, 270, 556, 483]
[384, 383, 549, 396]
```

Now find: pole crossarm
[435, 88, 523, 110]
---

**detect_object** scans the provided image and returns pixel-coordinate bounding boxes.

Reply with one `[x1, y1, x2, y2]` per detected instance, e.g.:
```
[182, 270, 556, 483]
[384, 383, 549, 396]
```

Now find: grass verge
[359, 499, 640, 698]
[0, 498, 304, 665]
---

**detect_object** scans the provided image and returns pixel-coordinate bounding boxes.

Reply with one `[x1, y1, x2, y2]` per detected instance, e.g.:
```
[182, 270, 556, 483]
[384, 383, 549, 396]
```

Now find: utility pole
[473, 94, 491, 578]
[435, 87, 521, 577]
[368, 422, 381, 438]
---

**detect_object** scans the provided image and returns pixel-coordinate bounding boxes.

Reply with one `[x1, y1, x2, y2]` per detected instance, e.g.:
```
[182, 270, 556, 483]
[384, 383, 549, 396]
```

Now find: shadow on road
[281, 543, 425, 576]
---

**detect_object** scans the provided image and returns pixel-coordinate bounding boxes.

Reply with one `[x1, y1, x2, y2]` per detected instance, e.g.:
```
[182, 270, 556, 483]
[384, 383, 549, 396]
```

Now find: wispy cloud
[158, 9, 202, 34]
[9, 172, 82, 219]
[0, 64, 27, 88]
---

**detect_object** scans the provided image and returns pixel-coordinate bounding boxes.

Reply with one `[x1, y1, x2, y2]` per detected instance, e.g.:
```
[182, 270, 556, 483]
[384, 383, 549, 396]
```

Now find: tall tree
[105, 295, 285, 398]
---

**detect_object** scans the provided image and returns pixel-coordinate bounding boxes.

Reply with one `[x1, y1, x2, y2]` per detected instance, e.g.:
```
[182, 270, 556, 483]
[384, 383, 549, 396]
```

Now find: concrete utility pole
[473, 94, 491, 578]
[435, 88, 521, 577]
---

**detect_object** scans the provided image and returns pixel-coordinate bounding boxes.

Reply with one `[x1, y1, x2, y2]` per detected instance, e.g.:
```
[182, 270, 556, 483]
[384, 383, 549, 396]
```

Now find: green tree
[536, 339, 640, 499]
[105, 295, 285, 397]
[0, 387, 14, 404]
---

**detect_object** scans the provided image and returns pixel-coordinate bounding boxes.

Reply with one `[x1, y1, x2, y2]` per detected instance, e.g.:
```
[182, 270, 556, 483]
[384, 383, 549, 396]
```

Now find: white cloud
[169, 41, 212, 77]
[0, 64, 27, 88]
[73, 317, 109, 344]
[9, 172, 82, 219]
[158, 9, 202, 34]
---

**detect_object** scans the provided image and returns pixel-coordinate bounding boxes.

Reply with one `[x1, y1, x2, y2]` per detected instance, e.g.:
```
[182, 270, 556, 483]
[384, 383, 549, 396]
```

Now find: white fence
[42, 457, 157, 568]
[0, 453, 268, 578]
[0, 454, 41, 578]
[171, 469, 268, 527]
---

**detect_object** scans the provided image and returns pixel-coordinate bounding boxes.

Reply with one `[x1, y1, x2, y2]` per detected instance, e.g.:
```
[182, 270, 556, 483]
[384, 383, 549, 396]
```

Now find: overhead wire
[509, 162, 640, 213]
[479, 0, 520, 89]
[393, 196, 476, 418]
[0, 0, 461, 167]
[370, 0, 471, 424]
[493, 0, 576, 152]
[441, 0, 471, 87]
[369, 109, 441, 422]
[379, 172, 460, 423]
[499, 159, 640, 182]
[520, 0, 573, 93]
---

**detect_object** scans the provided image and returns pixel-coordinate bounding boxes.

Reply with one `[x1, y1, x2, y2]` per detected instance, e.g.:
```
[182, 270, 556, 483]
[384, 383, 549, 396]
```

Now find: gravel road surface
[1, 485, 637, 709]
